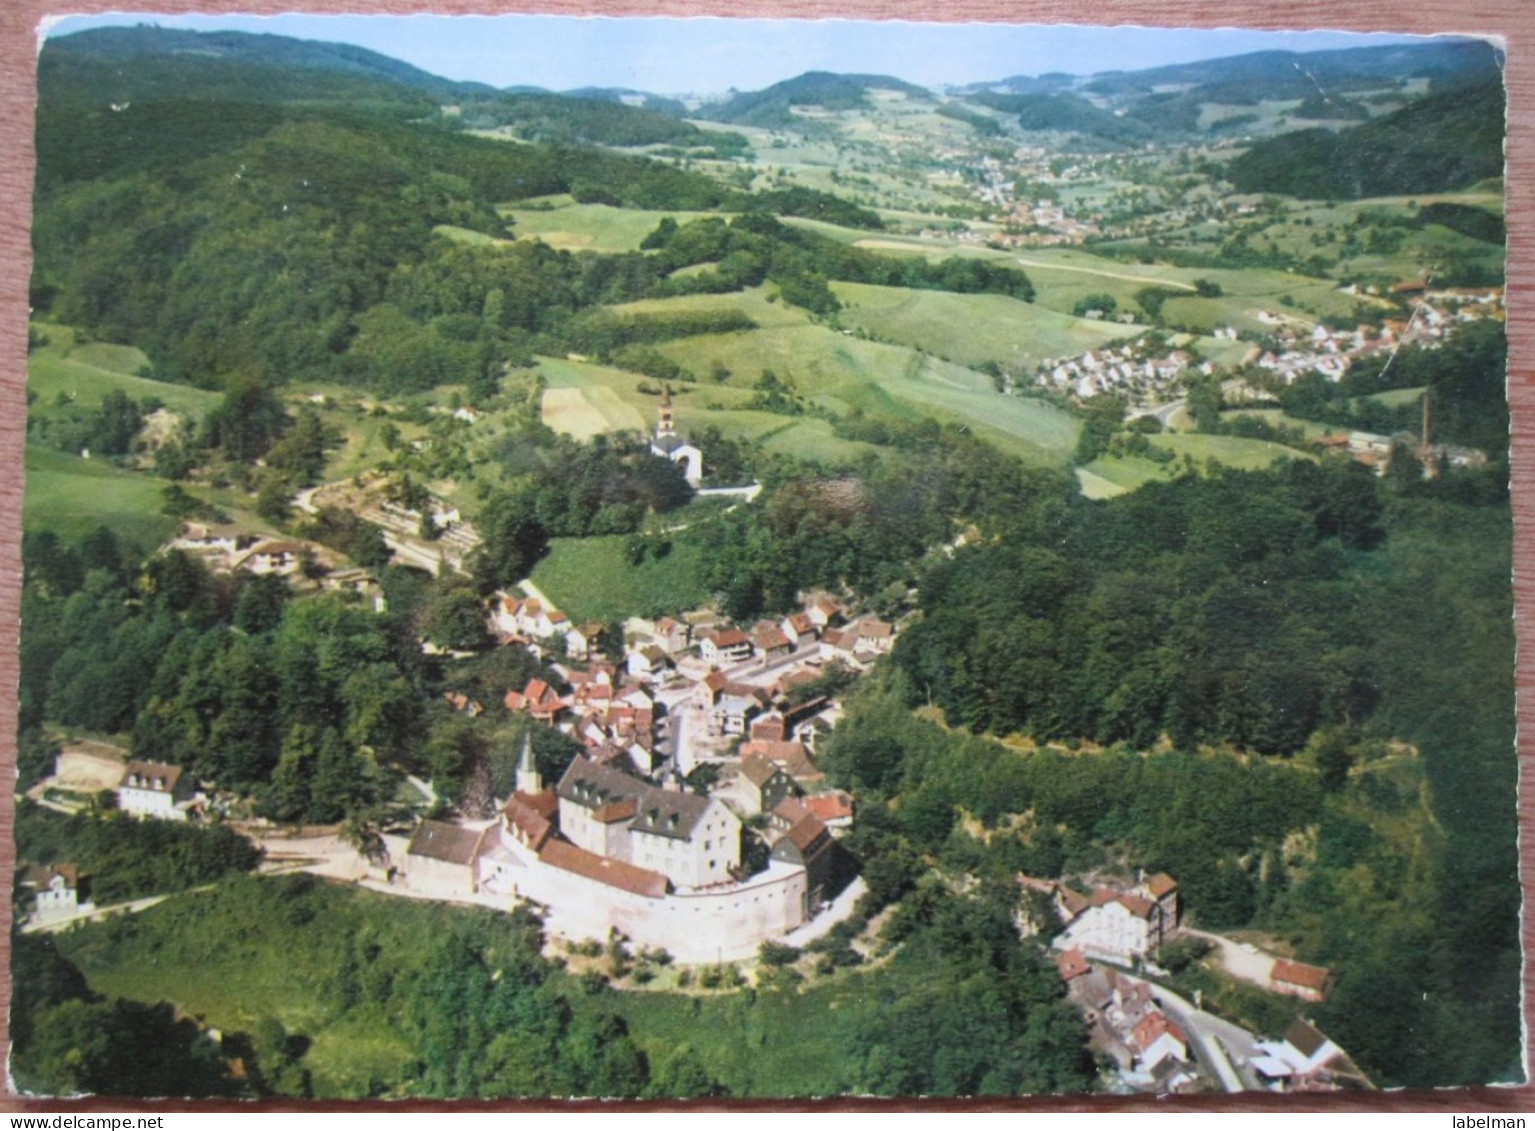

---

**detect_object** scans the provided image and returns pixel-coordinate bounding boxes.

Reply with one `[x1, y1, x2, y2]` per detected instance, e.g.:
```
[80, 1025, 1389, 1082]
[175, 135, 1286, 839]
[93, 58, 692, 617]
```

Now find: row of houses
[1035, 340, 1218, 404]
[1058, 959, 1202, 1094]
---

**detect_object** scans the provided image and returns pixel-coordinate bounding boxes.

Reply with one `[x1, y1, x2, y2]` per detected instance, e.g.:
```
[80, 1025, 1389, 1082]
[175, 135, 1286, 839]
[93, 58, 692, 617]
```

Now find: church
[648, 387, 703, 488]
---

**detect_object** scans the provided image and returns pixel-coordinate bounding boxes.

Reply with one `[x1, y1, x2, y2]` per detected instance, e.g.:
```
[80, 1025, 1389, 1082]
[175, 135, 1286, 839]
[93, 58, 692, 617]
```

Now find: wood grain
[0, 0, 1528, 1112]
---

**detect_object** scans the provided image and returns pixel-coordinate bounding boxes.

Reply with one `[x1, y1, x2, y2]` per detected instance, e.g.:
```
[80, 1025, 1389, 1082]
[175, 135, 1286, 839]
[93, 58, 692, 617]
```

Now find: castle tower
[516, 731, 542, 795]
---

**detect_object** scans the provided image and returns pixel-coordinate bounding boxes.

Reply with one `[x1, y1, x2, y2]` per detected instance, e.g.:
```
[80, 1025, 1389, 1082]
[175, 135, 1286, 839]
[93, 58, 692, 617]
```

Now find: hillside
[1225, 79, 1506, 198]
[967, 91, 1158, 145]
[1081, 38, 1501, 99]
[702, 71, 933, 127]
[40, 25, 490, 103]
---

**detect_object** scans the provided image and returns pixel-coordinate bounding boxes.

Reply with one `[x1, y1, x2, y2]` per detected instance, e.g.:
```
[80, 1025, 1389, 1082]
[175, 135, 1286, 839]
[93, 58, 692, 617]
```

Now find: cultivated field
[831, 282, 1140, 371]
[542, 385, 647, 440]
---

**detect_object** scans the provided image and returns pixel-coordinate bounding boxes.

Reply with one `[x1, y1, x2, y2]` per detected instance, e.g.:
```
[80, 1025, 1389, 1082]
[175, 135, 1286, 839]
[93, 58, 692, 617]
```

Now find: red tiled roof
[772, 797, 812, 826]
[739, 740, 820, 781]
[594, 799, 638, 823]
[1272, 959, 1332, 992]
[755, 627, 791, 650]
[1131, 1012, 1187, 1055]
[805, 793, 853, 822]
[709, 628, 749, 647]
[1055, 948, 1090, 981]
[504, 792, 557, 850]
[539, 839, 669, 898]
[782, 812, 830, 854]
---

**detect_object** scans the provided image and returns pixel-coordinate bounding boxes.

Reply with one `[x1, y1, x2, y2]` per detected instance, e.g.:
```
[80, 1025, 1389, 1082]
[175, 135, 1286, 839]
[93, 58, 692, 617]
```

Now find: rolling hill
[1225, 79, 1506, 198]
[701, 71, 933, 127]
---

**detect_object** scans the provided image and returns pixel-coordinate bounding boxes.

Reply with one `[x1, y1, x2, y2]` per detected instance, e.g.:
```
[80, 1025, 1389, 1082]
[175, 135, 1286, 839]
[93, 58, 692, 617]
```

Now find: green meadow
[831, 281, 1140, 370]
[500, 203, 717, 253]
[27, 325, 220, 418]
[23, 444, 178, 549]
[530, 533, 710, 623]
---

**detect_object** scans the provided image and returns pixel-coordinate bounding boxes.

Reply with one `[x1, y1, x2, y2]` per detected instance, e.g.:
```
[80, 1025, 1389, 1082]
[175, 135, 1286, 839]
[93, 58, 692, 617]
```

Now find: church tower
[649, 383, 703, 487]
[656, 384, 677, 439]
[515, 731, 542, 795]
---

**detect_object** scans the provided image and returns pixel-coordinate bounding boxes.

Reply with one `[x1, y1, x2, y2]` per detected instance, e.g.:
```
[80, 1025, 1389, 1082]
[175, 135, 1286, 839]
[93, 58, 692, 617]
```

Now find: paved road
[23, 893, 177, 934]
[1014, 256, 1198, 292]
[1149, 981, 1255, 1094]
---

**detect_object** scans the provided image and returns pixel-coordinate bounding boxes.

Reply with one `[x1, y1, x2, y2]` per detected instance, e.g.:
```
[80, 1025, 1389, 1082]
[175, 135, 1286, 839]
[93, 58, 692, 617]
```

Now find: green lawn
[432, 223, 516, 248]
[22, 444, 178, 550]
[530, 532, 710, 623]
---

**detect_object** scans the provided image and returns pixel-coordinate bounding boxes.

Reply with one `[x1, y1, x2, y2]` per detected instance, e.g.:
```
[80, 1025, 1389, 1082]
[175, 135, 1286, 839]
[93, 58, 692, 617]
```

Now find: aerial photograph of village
[9, 12, 1516, 1100]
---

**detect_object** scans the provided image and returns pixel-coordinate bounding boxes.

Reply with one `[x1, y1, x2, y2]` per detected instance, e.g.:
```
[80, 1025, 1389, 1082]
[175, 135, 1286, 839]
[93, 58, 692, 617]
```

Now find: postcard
[10, 11, 1517, 1101]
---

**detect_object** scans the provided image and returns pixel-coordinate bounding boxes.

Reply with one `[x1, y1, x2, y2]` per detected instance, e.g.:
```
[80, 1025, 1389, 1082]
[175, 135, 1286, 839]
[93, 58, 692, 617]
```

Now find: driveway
[1182, 928, 1278, 990]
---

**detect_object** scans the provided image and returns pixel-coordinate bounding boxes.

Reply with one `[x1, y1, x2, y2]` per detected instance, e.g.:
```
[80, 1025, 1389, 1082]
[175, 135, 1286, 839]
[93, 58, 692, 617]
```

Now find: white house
[117, 760, 194, 820]
[557, 755, 742, 889]
[21, 864, 87, 921]
[699, 628, 753, 664]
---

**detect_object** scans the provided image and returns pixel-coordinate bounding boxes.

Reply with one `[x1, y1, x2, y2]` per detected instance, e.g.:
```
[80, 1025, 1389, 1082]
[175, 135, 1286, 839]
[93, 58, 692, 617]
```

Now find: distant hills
[698, 71, 933, 127]
[37, 24, 1506, 186]
[41, 25, 493, 104]
[955, 38, 1503, 148]
[1225, 79, 1506, 199]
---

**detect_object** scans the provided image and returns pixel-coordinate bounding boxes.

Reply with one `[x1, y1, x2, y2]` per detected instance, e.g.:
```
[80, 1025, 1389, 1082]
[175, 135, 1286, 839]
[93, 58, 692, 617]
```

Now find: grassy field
[530, 532, 710, 623]
[542, 385, 648, 440]
[1079, 456, 1172, 496]
[652, 322, 1079, 466]
[28, 324, 220, 418]
[500, 204, 717, 253]
[23, 444, 178, 550]
[1151, 431, 1316, 470]
[831, 281, 1140, 370]
[1218, 408, 1331, 438]
[432, 223, 516, 248]
[539, 354, 896, 467]
[43, 872, 946, 1100]
[605, 286, 808, 330]
[1359, 385, 1428, 408]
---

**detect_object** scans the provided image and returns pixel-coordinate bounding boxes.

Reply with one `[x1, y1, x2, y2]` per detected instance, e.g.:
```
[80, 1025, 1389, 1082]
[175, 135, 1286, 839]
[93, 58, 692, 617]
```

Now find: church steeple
[657, 384, 676, 438]
[516, 731, 542, 795]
